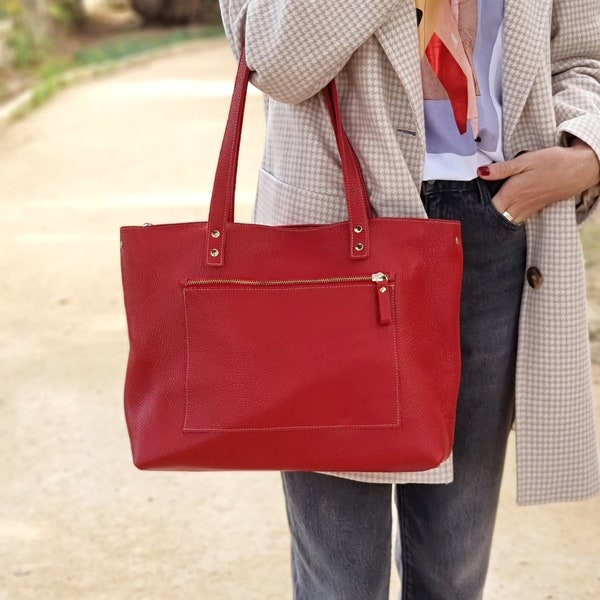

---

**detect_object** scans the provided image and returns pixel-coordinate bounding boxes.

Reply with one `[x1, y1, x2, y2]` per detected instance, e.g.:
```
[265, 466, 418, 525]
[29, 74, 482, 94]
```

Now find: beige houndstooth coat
[220, 0, 600, 505]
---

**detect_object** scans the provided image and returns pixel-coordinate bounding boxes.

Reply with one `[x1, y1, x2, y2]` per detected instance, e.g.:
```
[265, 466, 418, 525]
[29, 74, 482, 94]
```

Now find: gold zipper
[184, 272, 393, 325]
[185, 272, 389, 287]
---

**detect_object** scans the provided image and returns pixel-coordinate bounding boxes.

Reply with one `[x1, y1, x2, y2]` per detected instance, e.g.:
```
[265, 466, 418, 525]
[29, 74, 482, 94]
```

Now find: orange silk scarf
[416, 0, 479, 136]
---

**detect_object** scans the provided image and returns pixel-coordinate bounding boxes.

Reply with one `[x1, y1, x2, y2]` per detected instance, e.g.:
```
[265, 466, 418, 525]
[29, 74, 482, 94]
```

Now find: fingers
[489, 169, 539, 223]
[475, 145, 595, 224]
[479, 159, 528, 223]
[491, 189, 523, 223]
[477, 156, 525, 181]
[491, 192, 522, 223]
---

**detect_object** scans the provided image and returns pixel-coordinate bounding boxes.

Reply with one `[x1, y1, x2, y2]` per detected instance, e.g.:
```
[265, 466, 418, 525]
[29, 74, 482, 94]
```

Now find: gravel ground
[0, 38, 599, 600]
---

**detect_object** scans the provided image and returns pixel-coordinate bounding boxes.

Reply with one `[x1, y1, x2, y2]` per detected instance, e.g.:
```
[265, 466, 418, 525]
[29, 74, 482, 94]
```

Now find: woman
[220, 1, 600, 598]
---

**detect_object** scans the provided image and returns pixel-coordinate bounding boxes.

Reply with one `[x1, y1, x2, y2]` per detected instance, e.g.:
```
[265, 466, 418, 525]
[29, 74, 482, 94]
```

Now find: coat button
[526, 267, 543, 289]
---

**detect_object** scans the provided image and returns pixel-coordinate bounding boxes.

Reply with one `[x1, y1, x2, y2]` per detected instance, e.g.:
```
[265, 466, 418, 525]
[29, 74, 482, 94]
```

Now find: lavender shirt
[422, 0, 505, 181]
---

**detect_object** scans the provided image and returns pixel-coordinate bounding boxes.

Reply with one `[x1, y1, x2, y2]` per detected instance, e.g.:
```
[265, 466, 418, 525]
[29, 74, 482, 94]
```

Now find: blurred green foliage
[130, 0, 221, 25]
[73, 25, 222, 65]
[1, 2, 45, 69]
[49, 1, 87, 30]
[7, 26, 44, 68]
[1, 0, 86, 70]
[0, 0, 223, 106]
[5, 24, 223, 109]
[0, 0, 22, 20]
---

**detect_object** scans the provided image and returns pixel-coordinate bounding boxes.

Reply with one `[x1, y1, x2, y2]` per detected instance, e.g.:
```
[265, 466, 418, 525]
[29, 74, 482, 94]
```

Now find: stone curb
[0, 35, 224, 131]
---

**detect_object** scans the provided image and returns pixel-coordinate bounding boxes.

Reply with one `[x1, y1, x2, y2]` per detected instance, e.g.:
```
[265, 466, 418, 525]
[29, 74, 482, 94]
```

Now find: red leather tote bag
[120, 51, 463, 473]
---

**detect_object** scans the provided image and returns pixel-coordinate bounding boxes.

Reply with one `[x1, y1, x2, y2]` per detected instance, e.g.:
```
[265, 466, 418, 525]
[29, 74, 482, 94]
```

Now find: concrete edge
[0, 34, 225, 131]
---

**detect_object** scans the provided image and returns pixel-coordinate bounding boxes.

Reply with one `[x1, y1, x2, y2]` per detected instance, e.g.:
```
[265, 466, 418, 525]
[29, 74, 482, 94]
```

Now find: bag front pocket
[182, 273, 400, 432]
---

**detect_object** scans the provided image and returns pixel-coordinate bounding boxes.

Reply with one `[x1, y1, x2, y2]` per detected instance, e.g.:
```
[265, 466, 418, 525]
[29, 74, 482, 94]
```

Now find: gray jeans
[281, 178, 527, 600]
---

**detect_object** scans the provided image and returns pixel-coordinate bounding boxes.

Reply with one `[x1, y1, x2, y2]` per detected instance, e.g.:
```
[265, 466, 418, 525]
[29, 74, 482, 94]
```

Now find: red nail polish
[478, 166, 490, 177]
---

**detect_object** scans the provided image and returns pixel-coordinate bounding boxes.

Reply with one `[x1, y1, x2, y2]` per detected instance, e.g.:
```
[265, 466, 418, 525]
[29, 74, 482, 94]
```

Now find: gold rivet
[355, 243, 364, 251]
[456, 237, 461, 245]
[210, 249, 219, 257]
[211, 230, 221, 238]
[380, 286, 387, 293]
[354, 226, 363, 234]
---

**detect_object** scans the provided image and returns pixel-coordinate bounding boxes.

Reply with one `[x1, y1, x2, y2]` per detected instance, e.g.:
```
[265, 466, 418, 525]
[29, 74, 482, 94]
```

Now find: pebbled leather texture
[120, 51, 464, 473]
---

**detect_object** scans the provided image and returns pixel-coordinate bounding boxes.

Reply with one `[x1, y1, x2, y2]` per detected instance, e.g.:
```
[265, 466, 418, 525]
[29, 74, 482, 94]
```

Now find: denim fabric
[281, 178, 527, 600]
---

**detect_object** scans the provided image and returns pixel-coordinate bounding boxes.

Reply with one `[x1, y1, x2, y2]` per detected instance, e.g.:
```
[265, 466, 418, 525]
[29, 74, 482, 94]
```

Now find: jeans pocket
[482, 181, 524, 232]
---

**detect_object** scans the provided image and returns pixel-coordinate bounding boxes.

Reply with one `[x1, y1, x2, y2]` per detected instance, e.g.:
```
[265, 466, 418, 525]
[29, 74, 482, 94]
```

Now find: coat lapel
[503, 0, 553, 147]
[375, 4, 425, 142]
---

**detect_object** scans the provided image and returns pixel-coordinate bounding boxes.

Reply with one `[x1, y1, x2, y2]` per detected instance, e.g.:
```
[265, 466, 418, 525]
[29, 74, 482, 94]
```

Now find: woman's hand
[477, 140, 600, 223]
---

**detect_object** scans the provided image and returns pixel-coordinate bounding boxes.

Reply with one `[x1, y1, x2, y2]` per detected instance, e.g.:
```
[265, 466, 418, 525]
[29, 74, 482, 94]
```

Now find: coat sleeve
[219, 0, 402, 104]
[551, 0, 600, 219]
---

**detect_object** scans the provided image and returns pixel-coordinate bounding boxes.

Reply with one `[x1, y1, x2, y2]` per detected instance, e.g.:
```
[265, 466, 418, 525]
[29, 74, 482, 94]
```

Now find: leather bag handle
[206, 49, 373, 266]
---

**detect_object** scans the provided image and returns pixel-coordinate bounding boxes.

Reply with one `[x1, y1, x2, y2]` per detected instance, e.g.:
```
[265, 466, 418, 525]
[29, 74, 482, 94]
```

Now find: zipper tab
[374, 274, 392, 326]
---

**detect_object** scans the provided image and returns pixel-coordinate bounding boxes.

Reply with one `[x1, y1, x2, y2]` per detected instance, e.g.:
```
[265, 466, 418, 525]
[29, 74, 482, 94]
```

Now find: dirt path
[0, 38, 599, 600]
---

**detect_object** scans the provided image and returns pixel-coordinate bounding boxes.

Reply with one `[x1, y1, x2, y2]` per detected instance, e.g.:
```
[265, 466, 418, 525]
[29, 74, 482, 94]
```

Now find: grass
[3, 23, 224, 111]
[71, 25, 222, 66]
[29, 58, 71, 107]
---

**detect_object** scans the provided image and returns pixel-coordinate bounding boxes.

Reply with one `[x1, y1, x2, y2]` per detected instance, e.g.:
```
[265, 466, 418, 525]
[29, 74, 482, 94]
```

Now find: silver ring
[502, 210, 515, 222]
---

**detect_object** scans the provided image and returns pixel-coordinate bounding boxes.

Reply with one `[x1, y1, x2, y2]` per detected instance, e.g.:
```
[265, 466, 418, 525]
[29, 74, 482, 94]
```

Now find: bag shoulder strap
[206, 49, 373, 267]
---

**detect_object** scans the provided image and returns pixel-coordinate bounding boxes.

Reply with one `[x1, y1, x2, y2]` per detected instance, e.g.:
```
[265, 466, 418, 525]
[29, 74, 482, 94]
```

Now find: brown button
[526, 267, 543, 289]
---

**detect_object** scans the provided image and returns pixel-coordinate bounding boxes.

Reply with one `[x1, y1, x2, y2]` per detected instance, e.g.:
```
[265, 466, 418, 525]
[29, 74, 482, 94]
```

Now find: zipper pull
[372, 273, 392, 325]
